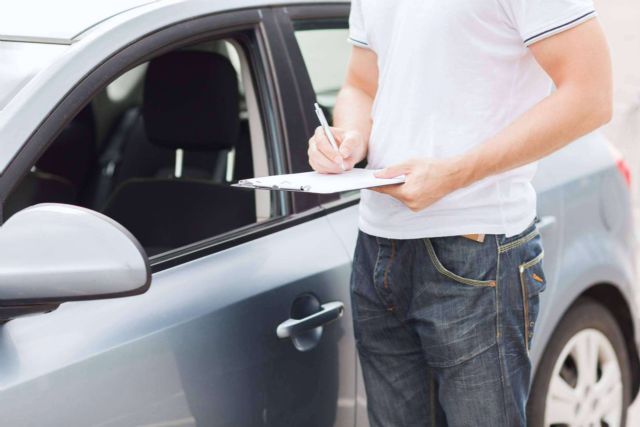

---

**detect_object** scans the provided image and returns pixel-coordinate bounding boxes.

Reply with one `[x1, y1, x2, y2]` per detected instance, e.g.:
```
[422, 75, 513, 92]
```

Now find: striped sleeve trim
[523, 10, 597, 46]
[348, 36, 370, 48]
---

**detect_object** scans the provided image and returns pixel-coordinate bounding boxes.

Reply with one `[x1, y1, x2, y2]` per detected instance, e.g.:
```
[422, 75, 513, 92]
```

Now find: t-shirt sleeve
[501, 0, 597, 47]
[348, 0, 370, 48]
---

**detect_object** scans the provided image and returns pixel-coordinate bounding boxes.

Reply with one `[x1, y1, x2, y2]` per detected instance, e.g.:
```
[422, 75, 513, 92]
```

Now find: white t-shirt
[349, 0, 596, 239]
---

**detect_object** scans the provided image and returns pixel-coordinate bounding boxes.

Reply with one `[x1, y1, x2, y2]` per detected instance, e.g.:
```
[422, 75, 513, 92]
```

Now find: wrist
[445, 154, 476, 191]
[345, 129, 369, 163]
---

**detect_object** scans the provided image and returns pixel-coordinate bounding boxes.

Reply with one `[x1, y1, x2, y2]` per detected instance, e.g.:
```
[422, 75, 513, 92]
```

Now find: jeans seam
[372, 236, 383, 288]
[429, 369, 436, 427]
[383, 240, 397, 290]
[372, 237, 396, 311]
[494, 235, 511, 426]
[521, 250, 544, 270]
[497, 228, 539, 253]
[519, 250, 545, 352]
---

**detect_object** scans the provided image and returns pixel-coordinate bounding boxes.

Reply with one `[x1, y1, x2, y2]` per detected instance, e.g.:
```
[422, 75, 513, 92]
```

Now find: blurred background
[595, 0, 640, 421]
[597, 0, 640, 218]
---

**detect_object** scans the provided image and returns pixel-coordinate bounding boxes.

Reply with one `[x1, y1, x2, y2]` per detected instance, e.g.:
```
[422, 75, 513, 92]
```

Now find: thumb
[374, 163, 409, 179]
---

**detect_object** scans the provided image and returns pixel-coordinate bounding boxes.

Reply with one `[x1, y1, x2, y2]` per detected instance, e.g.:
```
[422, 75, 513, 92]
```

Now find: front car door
[268, 4, 371, 425]
[0, 5, 356, 426]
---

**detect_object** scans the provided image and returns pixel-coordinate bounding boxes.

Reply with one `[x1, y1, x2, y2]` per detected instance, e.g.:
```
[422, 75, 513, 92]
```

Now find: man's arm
[374, 19, 613, 211]
[308, 46, 378, 174]
[455, 19, 612, 187]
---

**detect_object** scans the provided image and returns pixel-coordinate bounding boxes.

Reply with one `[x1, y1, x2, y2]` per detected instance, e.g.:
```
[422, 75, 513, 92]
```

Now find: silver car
[0, 1, 637, 426]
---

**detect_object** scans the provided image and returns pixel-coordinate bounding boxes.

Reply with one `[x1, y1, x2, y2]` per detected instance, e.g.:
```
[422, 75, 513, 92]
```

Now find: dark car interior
[5, 39, 261, 256]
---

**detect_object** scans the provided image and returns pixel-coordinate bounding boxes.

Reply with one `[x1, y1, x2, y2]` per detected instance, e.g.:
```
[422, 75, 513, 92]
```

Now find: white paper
[234, 168, 405, 194]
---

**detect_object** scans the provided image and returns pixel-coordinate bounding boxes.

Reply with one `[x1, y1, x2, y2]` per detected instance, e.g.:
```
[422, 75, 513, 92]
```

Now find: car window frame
[289, 7, 352, 110]
[272, 4, 355, 207]
[0, 8, 301, 272]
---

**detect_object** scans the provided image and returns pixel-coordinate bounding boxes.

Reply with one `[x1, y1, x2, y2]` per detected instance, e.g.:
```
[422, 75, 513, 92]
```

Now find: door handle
[276, 301, 344, 339]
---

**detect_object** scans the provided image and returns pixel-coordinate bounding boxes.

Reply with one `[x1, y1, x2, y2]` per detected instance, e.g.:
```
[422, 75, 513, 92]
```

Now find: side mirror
[0, 204, 151, 322]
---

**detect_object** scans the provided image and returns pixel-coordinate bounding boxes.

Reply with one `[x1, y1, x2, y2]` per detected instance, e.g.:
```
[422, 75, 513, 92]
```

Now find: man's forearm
[454, 84, 612, 189]
[333, 84, 374, 145]
[307, 47, 377, 173]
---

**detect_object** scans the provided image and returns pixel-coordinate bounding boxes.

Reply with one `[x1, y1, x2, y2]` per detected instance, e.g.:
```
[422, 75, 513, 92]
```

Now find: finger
[310, 156, 333, 174]
[374, 163, 409, 179]
[314, 157, 343, 174]
[310, 157, 336, 174]
[310, 143, 343, 173]
[309, 156, 318, 172]
[339, 134, 358, 159]
[370, 183, 404, 196]
[314, 127, 343, 165]
[341, 157, 357, 171]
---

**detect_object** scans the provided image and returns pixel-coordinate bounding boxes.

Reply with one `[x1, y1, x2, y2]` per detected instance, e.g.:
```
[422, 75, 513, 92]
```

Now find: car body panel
[0, 0, 159, 43]
[0, 0, 346, 43]
[324, 199, 360, 261]
[0, 214, 356, 426]
[530, 133, 639, 366]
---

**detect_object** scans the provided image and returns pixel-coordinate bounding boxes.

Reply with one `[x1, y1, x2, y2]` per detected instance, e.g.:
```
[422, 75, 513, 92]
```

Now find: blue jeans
[350, 222, 546, 426]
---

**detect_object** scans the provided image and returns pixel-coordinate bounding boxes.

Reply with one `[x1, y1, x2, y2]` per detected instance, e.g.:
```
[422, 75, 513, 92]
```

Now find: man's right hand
[308, 126, 367, 174]
[308, 45, 377, 174]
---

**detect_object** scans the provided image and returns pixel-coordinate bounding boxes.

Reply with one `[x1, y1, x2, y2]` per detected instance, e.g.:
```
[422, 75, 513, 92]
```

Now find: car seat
[102, 51, 256, 255]
[90, 50, 254, 210]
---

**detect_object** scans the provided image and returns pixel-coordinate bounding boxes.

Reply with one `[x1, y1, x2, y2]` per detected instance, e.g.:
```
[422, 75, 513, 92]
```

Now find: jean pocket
[423, 237, 497, 287]
[519, 250, 546, 351]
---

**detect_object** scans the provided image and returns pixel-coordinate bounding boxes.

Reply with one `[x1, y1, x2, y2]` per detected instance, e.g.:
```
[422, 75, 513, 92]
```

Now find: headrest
[142, 51, 240, 151]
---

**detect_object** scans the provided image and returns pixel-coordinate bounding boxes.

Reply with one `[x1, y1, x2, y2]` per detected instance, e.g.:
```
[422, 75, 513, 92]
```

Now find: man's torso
[355, 0, 552, 238]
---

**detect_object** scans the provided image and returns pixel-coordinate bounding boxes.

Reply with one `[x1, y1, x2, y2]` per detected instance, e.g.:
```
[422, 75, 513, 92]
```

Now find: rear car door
[0, 7, 356, 426]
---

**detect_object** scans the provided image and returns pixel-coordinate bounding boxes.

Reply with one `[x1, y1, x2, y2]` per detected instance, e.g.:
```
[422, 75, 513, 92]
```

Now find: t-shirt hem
[347, 35, 370, 49]
[358, 212, 536, 240]
[523, 10, 597, 47]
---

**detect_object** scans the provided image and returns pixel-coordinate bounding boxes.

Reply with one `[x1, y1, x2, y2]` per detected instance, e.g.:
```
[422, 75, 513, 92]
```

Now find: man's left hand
[372, 158, 465, 212]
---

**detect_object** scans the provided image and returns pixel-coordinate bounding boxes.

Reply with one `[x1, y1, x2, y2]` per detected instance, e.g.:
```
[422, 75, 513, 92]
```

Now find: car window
[5, 35, 276, 257]
[293, 21, 350, 125]
[105, 64, 147, 103]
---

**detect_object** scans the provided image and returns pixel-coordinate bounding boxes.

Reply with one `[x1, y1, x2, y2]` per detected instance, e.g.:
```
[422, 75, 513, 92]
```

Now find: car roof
[0, 0, 161, 43]
[0, 0, 345, 43]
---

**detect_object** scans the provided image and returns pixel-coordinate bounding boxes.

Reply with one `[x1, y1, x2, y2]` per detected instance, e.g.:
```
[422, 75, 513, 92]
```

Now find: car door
[269, 5, 369, 425]
[0, 7, 356, 427]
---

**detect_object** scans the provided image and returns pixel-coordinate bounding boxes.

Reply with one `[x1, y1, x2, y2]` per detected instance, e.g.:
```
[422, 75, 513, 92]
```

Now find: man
[307, 0, 612, 425]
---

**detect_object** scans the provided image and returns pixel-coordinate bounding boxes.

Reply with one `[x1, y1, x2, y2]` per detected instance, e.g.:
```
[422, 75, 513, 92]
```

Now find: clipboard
[232, 168, 405, 194]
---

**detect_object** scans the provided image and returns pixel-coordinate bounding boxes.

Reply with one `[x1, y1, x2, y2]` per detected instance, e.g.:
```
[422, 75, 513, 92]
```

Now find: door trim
[151, 195, 359, 272]
[263, 5, 351, 212]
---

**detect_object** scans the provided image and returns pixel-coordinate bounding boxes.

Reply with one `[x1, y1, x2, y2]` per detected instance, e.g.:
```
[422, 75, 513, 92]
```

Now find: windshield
[0, 41, 68, 110]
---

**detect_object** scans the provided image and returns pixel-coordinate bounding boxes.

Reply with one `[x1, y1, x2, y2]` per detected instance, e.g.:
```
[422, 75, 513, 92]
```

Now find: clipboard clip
[232, 181, 311, 192]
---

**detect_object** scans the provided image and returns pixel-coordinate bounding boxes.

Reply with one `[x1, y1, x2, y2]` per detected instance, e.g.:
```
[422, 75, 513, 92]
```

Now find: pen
[314, 103, 345, 171]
